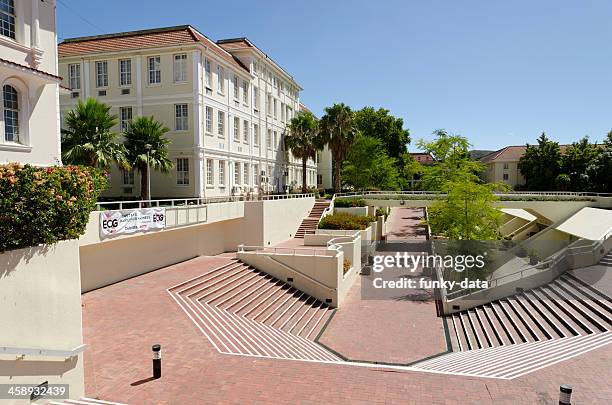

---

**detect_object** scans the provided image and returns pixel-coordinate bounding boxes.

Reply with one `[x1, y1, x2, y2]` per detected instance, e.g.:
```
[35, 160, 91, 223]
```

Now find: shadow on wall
[0, 357, 78, 377]
[0, 244, 53, 279]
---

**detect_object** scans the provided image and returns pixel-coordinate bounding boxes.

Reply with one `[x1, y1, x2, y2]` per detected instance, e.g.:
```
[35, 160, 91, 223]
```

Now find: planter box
[334, 206, 369, 216]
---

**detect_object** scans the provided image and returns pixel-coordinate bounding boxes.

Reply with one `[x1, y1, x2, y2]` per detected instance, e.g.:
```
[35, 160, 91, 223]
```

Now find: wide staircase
[413, 273, 612, 378]
[167, 260, 339, 362]
[294, 200, 330, 238]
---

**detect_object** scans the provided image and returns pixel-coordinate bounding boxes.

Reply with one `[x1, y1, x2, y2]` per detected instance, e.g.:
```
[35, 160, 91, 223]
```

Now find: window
[175, 104, 188, 131]
[148, 56, 161, 84]
[218, 160, 225, 185]
[119, 59, 131, 86]
[204, 58, 212, 88]
[3, 84, 19, 142]
[173, 54, 187, 83]
[0, 0, 15, 39]
[242, 81, 248, 104]
[205, 106, 213, 134]
[243, 120, 248, 143]
[233, 75, 239, 100]
[266, 94, 272, 116]
[95, 61, 108, 88]
[176, 158, 189, 185]
[503, 163, 509, 170]
[243, 163, 249, 185]
[503, 173, 509, 181]
[234, 162, 240, 185]
[253, 87, 259, 110]
[273, 131, 278, 149]
[119, 107, 132, 132]
[122, 170, 134, 185]
[217, 111, 225, 136]
[267, 129, 272, 149]
[253, 164, 259, 185]
[233, 116, 240, 141]
[206, 159, 213, 185]
[273, 99, 278, 119]
[281, 102, 286, 122]
[217, 66, 224, 93]
[68, 64, 81, 90]
[253, 124, 259, 145]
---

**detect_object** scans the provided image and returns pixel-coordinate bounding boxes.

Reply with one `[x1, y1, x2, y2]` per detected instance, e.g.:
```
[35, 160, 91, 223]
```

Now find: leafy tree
[400, 153, 425, 190]
[284, 111, 322, 193]
[354, 107, 410, 159]
[587, 149, 612, 193]
[416, 129, 483, 190]
[319, 103, 359, 193]
[555, 173, 571, 191]
[61, 98, 129, 169]
[518, 133, 562, 190]
[342, 135, 400, 190]
[123, 116, 173, 201]
[561, 136, 600, 190]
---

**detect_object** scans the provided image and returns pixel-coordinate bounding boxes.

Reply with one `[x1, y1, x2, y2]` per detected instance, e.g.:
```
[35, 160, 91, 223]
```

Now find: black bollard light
[559, 384, 572, 405]
[152, 344, 161, 379]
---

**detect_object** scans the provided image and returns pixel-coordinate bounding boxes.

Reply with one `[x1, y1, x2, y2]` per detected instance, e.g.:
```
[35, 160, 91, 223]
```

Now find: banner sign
[100, 208, 166, 237]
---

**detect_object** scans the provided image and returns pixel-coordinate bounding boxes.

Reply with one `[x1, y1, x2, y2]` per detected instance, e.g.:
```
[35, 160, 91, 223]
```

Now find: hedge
[334, 197, 367, 207]
[318, 213, 376, 230]
[0, 163, 107, 252]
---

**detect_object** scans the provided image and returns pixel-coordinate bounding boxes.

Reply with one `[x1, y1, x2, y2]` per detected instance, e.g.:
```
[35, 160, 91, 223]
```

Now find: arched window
[3, 84, 19, 143]
[0, 0, 16, 39]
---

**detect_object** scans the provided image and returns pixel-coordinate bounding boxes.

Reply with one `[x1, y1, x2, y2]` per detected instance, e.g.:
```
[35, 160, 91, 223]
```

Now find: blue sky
[57, 0, 612, 151]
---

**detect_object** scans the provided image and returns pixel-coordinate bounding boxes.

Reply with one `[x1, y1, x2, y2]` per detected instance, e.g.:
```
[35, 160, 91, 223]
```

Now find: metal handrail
[0, 344, 86, 359]
[265, 256, 337, 292]
[237, 244, 337, 257]
[334, 190, 612, 198]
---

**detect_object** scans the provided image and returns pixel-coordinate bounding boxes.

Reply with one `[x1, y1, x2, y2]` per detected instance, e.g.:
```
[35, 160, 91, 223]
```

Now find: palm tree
[123, 116, 173, 201]
[319, 103, 359, 193]
[284, 111, 322, 193]
[61, 98, 129, 169]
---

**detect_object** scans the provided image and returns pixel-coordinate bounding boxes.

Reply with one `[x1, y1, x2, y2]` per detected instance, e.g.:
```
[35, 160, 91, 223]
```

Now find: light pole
[144, 143, 152, 206]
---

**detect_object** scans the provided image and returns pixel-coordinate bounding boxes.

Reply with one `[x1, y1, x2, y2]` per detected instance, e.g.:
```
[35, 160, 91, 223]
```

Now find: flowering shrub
[0, 163, 107, 252]
[318, 213, 376, 230]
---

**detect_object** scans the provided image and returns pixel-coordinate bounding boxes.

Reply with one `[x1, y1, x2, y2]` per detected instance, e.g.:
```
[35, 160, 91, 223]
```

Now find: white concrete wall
[0, 240, 84, 402]
[334, 207, 369, 216]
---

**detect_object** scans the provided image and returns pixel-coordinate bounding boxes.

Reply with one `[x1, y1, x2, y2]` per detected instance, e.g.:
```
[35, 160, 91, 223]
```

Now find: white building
[0, 0, 63, 166]
[58, 26, 317, 198]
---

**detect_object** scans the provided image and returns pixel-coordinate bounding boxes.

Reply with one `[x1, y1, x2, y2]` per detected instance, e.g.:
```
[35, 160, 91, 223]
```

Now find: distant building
[0, 0, 63, 166]
[410, 152, 434, 165]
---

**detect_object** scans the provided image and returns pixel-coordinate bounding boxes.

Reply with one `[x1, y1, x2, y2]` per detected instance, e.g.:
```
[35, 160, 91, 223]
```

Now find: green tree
[354, 107, 410, 159]
[587, 144, 612, 193]
[319, 103, 359, 193]
[401, 153, 425, 190]
[123, 116, 173, 201]
[518, 133, 562, 190]
[342, 135, 400, 190]
[284, 111, 322, 193]
[561, 136, 600, 190]
[416, 129, 483, 190]
[61, 98, 129, 169]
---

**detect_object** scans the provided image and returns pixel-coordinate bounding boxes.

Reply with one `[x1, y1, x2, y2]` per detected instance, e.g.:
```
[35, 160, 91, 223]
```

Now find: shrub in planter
[318, 213, 376, 230]
[343, 258, 351, 274]
[334, 197, 366, 207]
[375, 207, 388, 219]
[0, 163, 107, 252]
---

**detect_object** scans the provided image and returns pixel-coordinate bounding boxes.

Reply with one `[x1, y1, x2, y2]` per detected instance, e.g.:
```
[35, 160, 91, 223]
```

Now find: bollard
[559, 384, 572, 405]
[152, 344, 161, 379]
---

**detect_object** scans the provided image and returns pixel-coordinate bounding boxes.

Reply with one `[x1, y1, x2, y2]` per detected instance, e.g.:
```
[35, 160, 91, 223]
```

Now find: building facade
[0, 0, 63, 166]
[58, 26, 317, 199]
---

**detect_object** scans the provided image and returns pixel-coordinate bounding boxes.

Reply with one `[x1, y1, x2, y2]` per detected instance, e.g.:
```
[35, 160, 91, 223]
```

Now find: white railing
[237, 244, 337, 257]
[0, 344, 86, 359]
[334, 190, 612, 199]
[96, 193, 314, 210]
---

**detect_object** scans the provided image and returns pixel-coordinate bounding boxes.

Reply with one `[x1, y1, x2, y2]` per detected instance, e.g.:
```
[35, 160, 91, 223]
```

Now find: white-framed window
[243, 120, 248, 143]
[253, 164, 259, 185]
[95, 61, 108, 88]
[252, 60, 258, 73]
[233, 162, 240, 185]
[217, 111, 225, 136]
[119, 106, 132, 132]
[176, 158, 189, 185]
[206, 159, 213, 185]
[3, 84, 19, 143]
[253, 124, 259, 145]
[0, 0, 15, 39]
[242, 81, 248, 104]
[503, 173, 509, 181]
[233, 75, 239, 100]
[273, 99, 278, 119]
[503, 163, 509, 170]
[218, 160, 225, 185]
[233, 116, 240, 141]
[243, 163, 249, 185]
[217, 65, 224, 93]
[267, 129, 272, 149]
[273, 131, 278, 149]
[68, 64, 81, 90]
[122, 169, 134, 185]
[148, 56, 161, 84]
[173, 53, 187, 83]
[204, 58, 211, 88]
[175, 104, 188, 131]
[266, 94, 272, 116]
[253, 86, 259, 110]
[281, 102, 286, 122]
[205, 106, 213, 134]
[119, 59, 131, 86]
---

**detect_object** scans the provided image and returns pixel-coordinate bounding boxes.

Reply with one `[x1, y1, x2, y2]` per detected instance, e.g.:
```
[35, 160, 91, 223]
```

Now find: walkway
[386, 207, 428, 240]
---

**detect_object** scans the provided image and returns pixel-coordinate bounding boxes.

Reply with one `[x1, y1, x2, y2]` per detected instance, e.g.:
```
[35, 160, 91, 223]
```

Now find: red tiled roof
[410, 152, 435, 164]
[58, 25, 250, 74]
[0, 57, 62, 81]
[480, 144, 571, 163]
[299, 103, 311, 113]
